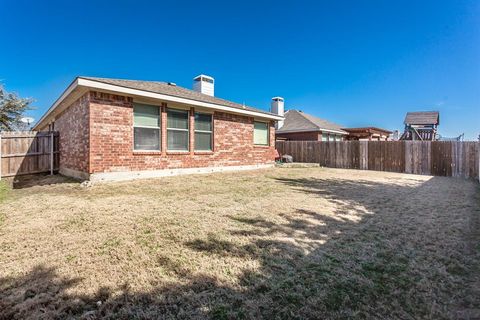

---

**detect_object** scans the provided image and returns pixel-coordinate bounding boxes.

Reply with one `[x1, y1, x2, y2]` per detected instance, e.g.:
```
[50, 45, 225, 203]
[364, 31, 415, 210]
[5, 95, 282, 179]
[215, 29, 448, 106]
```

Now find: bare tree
[0, 84, 33, 131]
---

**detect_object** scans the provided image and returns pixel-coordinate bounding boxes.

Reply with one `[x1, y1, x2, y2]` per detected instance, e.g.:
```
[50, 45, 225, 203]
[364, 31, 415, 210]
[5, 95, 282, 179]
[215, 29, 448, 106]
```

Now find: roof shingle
[80, 76, 277, 117]
[277, 110, 347, 134]
[404, 111, 439, 125]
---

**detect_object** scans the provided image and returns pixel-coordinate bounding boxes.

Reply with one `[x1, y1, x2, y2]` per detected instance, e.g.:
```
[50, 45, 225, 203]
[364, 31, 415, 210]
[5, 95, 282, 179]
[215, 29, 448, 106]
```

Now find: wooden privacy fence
[0, 131, 59, 178]
[276, 141, 480, 180]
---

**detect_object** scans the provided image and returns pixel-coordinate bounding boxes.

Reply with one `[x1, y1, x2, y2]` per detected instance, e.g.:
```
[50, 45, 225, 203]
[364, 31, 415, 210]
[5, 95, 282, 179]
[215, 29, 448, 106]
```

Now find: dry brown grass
[0, 168, 479, 319]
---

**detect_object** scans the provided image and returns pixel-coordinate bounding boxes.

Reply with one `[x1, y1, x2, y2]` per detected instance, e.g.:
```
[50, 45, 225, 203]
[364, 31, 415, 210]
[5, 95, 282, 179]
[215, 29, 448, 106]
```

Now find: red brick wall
[54, 93, 90, 173]
[88, 91, 276, 173]
[276, 131, 320, 141]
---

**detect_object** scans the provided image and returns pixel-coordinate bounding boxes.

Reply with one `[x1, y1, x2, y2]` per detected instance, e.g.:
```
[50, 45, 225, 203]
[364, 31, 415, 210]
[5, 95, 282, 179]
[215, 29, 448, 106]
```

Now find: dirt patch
[2, 173, 75, 189]
[0, 168, 479, 319]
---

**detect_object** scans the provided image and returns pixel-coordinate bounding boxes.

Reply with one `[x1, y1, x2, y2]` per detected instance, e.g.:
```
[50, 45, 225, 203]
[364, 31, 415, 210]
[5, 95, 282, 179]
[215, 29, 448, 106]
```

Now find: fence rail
[0, 131, 59, 178]
[276, 141, 480, 180]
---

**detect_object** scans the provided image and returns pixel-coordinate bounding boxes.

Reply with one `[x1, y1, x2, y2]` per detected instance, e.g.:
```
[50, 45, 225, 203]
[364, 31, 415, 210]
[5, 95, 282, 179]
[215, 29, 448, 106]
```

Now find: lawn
[0, 168, 479, 319]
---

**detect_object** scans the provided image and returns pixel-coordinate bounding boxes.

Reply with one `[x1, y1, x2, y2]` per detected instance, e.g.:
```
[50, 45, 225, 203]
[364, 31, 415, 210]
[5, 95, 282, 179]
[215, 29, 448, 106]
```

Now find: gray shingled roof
[277, 110, 347, 134]
[80, 76, 277, 117]
[404, 111, 440, 125]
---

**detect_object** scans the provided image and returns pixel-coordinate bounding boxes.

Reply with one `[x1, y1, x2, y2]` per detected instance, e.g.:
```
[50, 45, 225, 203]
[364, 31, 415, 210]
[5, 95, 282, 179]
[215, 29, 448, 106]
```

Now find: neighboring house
[33, 75, 283, 182]
[343, 127, 392, 141]
[272, 100, 348, 141]
[400, 111, 439, 141]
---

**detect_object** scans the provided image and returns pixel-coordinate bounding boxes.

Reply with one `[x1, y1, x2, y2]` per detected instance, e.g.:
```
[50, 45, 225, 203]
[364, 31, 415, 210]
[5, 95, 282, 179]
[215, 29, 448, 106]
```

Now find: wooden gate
[0, 131, 59, 178]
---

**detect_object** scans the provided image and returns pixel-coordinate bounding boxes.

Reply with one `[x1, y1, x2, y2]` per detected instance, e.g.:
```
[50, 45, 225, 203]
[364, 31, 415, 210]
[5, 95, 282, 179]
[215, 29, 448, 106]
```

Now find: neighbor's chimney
[193, 74, 214, 96]
[271, 97, 285, 129]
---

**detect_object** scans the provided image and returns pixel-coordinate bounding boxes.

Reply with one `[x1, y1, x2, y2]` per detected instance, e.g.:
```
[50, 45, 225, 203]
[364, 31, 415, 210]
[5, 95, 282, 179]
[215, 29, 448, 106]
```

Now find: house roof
[277, 110, 348, 135]
[81, 77, 277, 117]
[343, 127, 392, 134]
[34, 76, 282, 130]
[404, 111, 439, 125]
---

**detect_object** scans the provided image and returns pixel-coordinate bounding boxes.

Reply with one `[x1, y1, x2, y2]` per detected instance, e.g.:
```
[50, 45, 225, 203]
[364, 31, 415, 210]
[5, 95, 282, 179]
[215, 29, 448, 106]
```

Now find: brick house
[33, 75, 282, 182]
[274, 108, 348, 141]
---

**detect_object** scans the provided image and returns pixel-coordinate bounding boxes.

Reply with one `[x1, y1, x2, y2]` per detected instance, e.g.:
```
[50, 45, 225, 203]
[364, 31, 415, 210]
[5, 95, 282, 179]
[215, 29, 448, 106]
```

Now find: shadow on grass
[4, 173, 76, 189]
[1, 176, 479, 319]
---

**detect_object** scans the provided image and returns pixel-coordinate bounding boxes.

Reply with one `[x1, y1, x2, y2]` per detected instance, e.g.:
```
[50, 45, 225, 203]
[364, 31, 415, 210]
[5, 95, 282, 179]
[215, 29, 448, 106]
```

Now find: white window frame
[167, 108, 190, 152]
[194, 112, 213, 151]
[133, 104, 161, 151]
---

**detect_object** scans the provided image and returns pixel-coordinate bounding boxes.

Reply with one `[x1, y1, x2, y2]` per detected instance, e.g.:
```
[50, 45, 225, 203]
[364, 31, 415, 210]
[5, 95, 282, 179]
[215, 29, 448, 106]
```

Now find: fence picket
[0, 131, 59, 178]
[276, 140, 479, 180]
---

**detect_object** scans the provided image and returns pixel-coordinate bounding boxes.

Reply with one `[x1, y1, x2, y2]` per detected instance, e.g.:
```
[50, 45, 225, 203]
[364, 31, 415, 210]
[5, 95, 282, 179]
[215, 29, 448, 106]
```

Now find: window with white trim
[194, 112, 213, 151]
[133, 103, 160, 151]
[253, 121, 269, 146]
[167, 108, 189, 151]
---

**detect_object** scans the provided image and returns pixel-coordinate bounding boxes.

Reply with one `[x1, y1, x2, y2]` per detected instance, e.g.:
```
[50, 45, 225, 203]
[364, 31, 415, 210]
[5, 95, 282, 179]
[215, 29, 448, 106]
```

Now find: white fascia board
[321, 129, 348, 135]
[79, 78, 283, 121]
[33, 78, 80, 130]
[277, 128, 348, 135]
[34, 77, 283, 130]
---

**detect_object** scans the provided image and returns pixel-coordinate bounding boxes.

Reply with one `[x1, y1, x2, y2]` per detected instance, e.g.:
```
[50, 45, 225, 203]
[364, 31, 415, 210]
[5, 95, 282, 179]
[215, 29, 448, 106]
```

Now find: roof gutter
[34, 77, 283, 130]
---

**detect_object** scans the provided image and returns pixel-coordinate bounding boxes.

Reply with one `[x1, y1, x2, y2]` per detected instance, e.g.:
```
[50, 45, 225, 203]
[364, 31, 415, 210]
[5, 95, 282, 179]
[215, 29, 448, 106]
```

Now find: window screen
[253, 121, 269, 145]
[194, 113, 213, 151]
[133, 104, 160, 150]
[167, 109, 189, 151]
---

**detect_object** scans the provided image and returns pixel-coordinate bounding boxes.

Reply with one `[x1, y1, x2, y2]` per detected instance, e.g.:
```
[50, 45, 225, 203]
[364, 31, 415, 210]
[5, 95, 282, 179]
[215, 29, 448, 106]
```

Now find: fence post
[50, 132, 54, 175]
[359, 141, 368, 170]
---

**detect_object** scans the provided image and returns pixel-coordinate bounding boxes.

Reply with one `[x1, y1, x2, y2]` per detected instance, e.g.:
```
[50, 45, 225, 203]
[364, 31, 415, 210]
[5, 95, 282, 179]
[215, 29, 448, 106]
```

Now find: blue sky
[1, 0, 479, 139]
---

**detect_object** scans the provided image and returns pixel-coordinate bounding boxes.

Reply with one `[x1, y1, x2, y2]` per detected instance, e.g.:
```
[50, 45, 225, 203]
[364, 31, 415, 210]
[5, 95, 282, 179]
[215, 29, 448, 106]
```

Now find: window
[253, 121, 269, 145]
[133, 103, 160, 150]
[194, 112, 213, 151]
[167, 108, 189, 151]
[322, 133, 328, 141]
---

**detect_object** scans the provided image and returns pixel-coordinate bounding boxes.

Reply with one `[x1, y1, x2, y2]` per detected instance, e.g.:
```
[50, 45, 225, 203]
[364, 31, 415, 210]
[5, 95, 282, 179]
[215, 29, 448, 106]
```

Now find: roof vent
[193, 74, 214, 96]
[168, 82, 176, 86]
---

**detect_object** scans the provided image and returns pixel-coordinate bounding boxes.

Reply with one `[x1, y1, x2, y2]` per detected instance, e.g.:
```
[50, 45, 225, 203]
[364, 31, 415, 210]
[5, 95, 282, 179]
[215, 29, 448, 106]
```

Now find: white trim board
[34, 77, 283, 130]
[34, 78, 80, 130]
